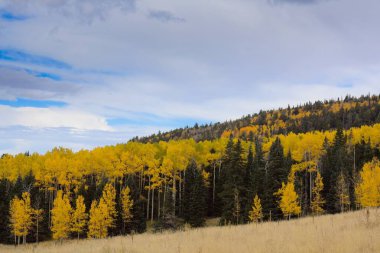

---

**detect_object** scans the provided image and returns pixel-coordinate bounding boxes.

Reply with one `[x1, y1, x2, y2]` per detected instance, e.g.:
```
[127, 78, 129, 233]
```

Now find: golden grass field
[1, 209, 379, 253]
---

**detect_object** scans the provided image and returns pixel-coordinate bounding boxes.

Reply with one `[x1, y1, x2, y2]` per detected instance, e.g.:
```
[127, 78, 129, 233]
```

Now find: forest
[1, 95, 380, 245]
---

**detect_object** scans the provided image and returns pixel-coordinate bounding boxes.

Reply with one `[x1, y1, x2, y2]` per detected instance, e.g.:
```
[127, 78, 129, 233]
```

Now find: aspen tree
[9, 192, 33, 244]
[337, 172, 350, 212]
[355, 159, 380, 207]
[276, 182, 301, 220]
[249, 195, 263, 223]
[71, 195, 88, 239]
[33, 208, 44, 243]
[51, 190, 72, 241]
[311, 172, 325, 215]
[121, 186, 133, 232]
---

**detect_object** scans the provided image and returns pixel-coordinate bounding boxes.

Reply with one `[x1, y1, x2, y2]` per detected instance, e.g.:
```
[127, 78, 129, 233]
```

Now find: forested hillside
[1, 94, 380, 245]
[135, 94, 380, 142]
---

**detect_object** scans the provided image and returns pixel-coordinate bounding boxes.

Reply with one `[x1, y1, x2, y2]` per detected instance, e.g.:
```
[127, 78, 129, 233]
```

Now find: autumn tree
[9, 192, 33, 245]
[88, 183, 116, 238]
[88, 199, 109, 238]
[355, 159, 380, 207]
[249, 195, 263, 223]
[121, 186, 133, 232]
[32, 208, 44, 243]
[51, 190, 72, 241]
[276, 182, 301, 220]
[337, 172, 350, 212]
[311, 172, 325, 215]
[71, 195, 88, 239]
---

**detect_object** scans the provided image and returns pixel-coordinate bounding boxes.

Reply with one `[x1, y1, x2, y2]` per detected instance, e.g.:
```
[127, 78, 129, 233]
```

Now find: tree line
[135, 94, 380, 143]
[1, 126, 380, 244]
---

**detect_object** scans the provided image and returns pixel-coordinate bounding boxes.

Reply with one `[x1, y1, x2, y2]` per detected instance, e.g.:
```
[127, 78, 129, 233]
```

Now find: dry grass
[1, 209, 379, 253]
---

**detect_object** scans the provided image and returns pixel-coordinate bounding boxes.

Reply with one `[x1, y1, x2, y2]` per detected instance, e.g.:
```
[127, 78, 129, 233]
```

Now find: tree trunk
[172, 172, 176, 215]
[147, 176, 151, 220]
[151, 188, 154, 222]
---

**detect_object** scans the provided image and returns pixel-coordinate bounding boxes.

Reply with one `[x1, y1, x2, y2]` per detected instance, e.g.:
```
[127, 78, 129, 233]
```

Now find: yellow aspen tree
[355, 159, 380, 207]
[51, 190, 72, 241]
[311, 172, 325, 215]
[88, 199, 109, 238]
[249, 194, 263, 223]
[276, 182, 301, 220]
[121, 186, 133, 232]
[71, 195, 88, 239]
[337, 172, 350, 212]
[32, 208, 44, 243]
[88, 184, 116, 238]
[102, 183, 117, 225]
[9, 192, 33, 245]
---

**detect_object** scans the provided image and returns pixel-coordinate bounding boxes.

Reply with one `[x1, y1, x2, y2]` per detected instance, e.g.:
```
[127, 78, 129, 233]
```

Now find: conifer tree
[265, 137, 288, 220]
[248, 195, 263, 223]
[311, 172, 325, 215]
[183, 160, 207, 227]
[51, 190, 72, 241]
[220, 139, 245, 224]
[242, 144, 254, 222]
[71, 195, 88, 239]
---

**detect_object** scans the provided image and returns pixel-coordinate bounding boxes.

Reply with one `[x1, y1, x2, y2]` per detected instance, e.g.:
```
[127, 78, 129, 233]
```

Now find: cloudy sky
[1, 0, 380, 154]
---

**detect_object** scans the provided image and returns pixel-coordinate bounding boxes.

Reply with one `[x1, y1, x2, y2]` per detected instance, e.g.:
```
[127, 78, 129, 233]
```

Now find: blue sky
[0, 0, 380, 154]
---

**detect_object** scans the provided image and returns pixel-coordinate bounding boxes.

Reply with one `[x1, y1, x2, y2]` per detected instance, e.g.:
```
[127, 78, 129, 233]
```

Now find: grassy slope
[1, 209, 379, 253]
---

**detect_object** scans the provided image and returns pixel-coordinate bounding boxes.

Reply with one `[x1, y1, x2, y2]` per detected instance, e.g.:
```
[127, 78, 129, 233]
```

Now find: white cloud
[0, 105, 111, 131]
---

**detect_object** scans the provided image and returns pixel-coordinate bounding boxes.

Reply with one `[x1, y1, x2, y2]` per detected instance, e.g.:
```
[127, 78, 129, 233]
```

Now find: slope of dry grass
[1, 209, 379, 253]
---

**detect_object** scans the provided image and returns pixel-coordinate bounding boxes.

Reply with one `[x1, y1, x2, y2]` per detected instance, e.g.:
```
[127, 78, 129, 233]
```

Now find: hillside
[1, 209, 379, 253]
[1, 94, 380, 245]
[134, 94, 380, 143]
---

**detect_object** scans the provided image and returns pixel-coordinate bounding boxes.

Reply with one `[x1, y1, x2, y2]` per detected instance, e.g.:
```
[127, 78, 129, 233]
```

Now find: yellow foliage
[311, 172, 325, 215]
[248, 195, 263, 223]
[355, 159, 380, 207]
[276, 182, 301, 219]
[121, 187, 133, 224]
[9, 192, 33, 243]
[51, 190, 73, 240]
[71, 195, 88, 238]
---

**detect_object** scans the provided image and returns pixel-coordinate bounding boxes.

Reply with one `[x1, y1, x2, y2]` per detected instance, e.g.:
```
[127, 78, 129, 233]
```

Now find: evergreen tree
[264, 137, 288, 220]
[183, 160, 207, 227]
[219, 139, 245, 224]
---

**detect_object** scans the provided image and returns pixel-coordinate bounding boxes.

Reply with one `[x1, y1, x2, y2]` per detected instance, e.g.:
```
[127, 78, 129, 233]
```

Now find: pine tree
[242, 144, 254, 222]
[265, 137, 288, 220]
[183, 160, 207, 227]
[220, 139, 245, 224]
[311, 172, 325, 215]
[276, 182, 301, 220]
[248, 195, 263, 223]
[71, 195, 88, 239]
[51, 190, 72, 241]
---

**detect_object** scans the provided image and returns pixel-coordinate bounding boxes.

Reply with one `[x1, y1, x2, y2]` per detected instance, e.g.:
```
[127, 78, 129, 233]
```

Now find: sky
[1, 0, 380, 154]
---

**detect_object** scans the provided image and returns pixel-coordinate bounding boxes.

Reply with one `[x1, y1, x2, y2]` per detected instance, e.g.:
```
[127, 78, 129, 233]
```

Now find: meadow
[1, 209, 379, 253]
